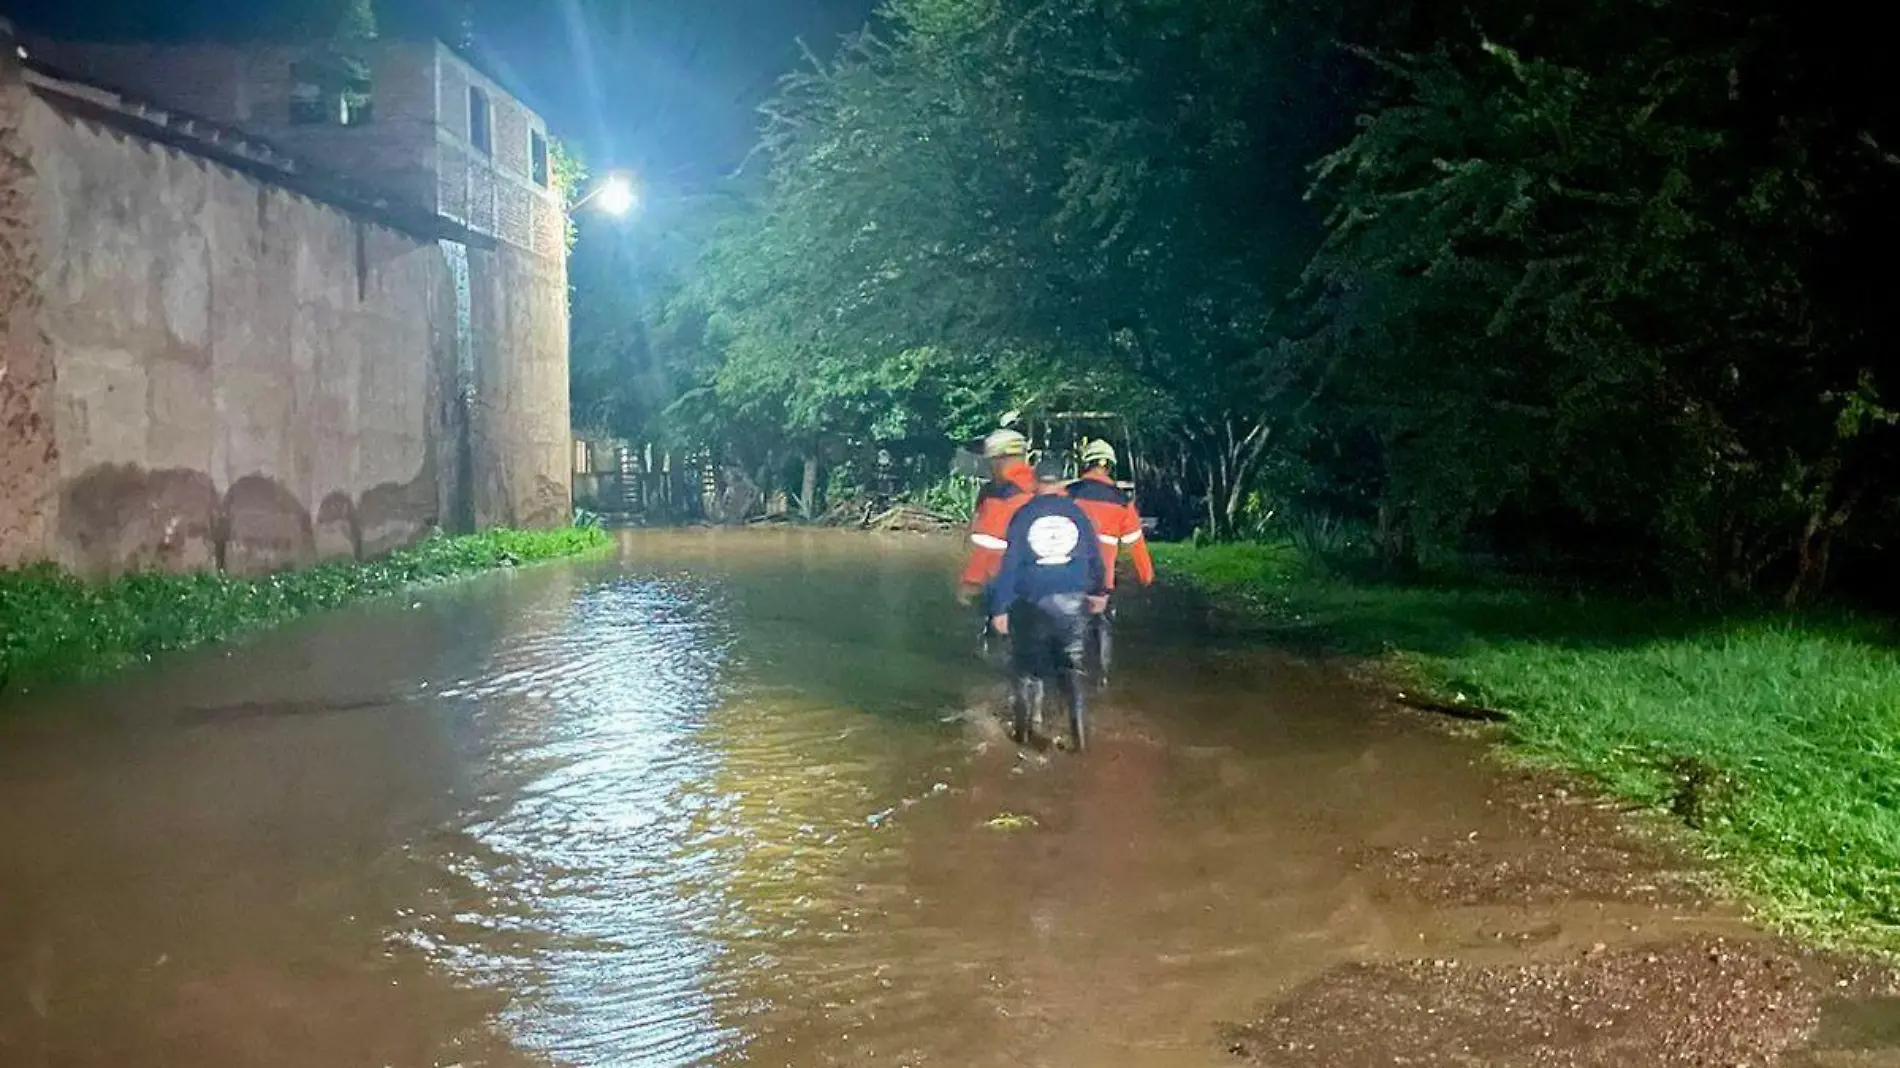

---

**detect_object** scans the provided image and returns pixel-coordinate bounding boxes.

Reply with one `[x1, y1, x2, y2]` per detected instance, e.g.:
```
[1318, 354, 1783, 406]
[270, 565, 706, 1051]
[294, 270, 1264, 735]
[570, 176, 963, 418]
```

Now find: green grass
[1155, 541, 1900, 953]
[1, 525, 610, 697]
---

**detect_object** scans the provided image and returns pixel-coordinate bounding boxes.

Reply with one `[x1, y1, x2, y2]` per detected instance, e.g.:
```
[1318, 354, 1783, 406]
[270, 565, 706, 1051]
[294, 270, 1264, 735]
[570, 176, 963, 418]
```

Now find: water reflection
[413, 576, 737, 1067]
[415, 536, 982, 1067]
[0, 569, 586, 1068]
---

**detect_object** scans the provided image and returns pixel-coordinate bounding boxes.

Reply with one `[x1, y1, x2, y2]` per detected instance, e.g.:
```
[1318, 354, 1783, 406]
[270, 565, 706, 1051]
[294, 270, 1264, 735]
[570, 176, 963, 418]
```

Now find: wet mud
[1217, 677, 1899, 1068]
[1228, 938, 1830, 1067]
[1224, 758, 1900, 1066]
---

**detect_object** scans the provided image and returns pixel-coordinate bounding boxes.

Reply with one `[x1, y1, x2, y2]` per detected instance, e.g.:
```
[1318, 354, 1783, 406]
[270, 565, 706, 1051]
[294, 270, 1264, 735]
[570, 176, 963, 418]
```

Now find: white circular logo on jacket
[1027, 515, 1079, 565]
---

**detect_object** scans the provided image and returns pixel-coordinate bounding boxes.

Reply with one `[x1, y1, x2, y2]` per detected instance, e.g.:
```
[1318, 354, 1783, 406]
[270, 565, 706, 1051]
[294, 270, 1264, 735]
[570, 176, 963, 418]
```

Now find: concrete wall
[0, 64, 463, 575]
[468, 243, 569, 529]
[0, 61, 59, 568]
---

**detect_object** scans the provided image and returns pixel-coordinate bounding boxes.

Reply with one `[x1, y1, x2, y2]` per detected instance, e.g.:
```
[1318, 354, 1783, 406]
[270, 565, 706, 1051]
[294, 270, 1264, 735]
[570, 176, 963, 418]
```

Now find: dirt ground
[1219, 737, 1900, 1067]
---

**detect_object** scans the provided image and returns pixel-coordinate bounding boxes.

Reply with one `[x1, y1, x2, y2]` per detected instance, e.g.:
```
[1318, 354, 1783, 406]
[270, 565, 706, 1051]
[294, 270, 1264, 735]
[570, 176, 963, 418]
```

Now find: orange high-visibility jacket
[1065, 469, 1154, 590]
[958, 461, 1038, 588]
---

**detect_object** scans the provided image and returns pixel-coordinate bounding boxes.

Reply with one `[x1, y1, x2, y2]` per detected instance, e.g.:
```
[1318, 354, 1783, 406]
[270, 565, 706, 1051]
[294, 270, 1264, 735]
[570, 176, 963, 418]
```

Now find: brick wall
[493, 94, 529, 179]
[37, 41, 444, 213]
[23, 43, 247, 124]
[42, 38, 563, 258]
[532, 195, 565, 260]
[228, 44, 441, 213]
[433, 46, 558, 255]
[437, 140, 469, 222]
[497, 179, 531, 249]
[437, 55, 468, 143]
[467, 156, 496, 234]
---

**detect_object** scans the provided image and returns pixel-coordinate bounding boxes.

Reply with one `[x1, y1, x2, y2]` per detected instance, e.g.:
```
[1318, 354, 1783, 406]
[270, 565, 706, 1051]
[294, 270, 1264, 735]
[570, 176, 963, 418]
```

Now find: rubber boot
[1010, 675, 1034, 744]
[1062, 670, 1088, 753]
[1094, 614, 1114, 689]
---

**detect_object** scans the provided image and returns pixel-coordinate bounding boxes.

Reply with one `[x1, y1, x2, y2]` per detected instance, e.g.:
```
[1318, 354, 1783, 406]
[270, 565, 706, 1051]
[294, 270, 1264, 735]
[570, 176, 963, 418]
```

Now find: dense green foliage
[0, 527, 609, 696]
[573, 0, 1363, 527]
[572, 0, 1900, 602]
[1158, 541, 1900, 951]
[1297, 6, 1900, 600]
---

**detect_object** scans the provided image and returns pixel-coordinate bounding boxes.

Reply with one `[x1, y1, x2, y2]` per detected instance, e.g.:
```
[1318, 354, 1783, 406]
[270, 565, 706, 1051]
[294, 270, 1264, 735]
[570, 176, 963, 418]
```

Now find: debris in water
[985, 812, 1039, 831]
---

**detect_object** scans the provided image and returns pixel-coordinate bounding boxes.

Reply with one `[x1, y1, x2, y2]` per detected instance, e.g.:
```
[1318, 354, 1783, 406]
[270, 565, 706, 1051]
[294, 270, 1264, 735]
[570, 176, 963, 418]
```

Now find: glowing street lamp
[572, 172, 637, 217]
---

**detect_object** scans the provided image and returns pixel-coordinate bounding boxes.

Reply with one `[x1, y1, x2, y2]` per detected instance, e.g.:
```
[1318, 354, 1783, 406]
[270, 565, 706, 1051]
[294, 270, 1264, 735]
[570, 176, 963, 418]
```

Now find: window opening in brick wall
[530, 130, 550, 187]
[291, 58, 373, 126]
[342, 75, 373, 125]
[290, 74, 328, 124]
[469, 86, 492, 154]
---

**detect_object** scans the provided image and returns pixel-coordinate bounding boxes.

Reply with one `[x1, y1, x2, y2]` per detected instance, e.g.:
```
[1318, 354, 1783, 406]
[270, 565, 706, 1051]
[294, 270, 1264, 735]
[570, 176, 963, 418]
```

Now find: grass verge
[1154, 541, 1900, 954]
[1, 525, 610, 697]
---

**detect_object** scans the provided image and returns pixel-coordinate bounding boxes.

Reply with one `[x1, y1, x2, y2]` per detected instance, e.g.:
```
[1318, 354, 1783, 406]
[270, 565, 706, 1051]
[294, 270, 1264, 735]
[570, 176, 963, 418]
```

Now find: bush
[913, 475, 980, 522]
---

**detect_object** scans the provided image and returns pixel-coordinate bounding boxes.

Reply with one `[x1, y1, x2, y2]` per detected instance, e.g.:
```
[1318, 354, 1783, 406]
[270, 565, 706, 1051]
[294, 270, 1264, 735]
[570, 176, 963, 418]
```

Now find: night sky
[0, 0, 880, 178]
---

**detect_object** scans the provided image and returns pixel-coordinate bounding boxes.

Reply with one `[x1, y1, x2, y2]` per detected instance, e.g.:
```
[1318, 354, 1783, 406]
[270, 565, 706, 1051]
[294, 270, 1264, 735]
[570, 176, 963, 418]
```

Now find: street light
[571, 172, 637, 217]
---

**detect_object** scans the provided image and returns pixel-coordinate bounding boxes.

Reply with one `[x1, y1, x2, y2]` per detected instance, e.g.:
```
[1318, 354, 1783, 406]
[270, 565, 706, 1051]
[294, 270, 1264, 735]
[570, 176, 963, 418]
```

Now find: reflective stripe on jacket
[1064, 469, 1154, 589]
[958, 461, 1037, 586]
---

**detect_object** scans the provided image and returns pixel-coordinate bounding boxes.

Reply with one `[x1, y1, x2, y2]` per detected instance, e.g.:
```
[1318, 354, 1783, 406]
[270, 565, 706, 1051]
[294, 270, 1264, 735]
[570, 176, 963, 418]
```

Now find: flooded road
[0, 531, 1880, 1066]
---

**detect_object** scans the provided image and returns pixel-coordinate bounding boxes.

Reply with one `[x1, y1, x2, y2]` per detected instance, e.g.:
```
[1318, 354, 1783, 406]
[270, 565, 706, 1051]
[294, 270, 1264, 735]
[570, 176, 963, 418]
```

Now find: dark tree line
[577, 0, 1898, 603]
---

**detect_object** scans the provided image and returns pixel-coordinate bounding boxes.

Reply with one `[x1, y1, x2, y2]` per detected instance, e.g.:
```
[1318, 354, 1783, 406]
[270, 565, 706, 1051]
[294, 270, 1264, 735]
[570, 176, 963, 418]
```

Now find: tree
[336, 0, 378, 41]
[1300, 2, 1900, 597]
[653, 0, 1361, 530]
[564, 0, 1900, 601]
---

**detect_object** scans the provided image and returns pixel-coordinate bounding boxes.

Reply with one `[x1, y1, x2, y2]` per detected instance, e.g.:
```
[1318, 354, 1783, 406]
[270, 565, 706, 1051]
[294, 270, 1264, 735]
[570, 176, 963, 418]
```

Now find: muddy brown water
[0, 530, 1889, 1067]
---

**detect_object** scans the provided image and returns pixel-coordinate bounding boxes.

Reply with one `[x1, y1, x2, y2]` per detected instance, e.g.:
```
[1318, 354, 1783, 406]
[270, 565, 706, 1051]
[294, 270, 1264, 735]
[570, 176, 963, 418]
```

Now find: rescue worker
[1063, 439, 1154, 682]
[873, 448, 897, 512]
[955, 428, 1038, 607]
[988, 457, 1108, 751]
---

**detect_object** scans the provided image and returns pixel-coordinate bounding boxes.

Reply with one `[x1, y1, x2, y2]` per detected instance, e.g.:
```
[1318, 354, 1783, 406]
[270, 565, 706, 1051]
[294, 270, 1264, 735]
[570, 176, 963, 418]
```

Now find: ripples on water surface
[420, 576, 736, 1066]
[0, 530, 1523, 1068]
[405, 535, 983, 1067]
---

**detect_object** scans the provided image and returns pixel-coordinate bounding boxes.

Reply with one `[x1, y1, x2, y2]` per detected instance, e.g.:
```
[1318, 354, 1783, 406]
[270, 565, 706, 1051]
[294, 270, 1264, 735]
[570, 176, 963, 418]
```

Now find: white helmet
[982, 428, 1028, 459]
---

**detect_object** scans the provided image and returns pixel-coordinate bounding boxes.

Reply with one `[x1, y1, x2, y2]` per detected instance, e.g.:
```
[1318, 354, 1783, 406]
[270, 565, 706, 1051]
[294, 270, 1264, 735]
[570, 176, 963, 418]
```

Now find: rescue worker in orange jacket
[1066, 439, 1154, 588]
[956, 428, 1039, 606]
[1062, 439, 1153, 682]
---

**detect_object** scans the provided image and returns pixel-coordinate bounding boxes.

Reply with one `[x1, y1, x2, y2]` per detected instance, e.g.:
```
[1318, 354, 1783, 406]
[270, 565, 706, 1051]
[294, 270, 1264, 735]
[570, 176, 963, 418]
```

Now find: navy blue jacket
[986, 492, 1108, 616]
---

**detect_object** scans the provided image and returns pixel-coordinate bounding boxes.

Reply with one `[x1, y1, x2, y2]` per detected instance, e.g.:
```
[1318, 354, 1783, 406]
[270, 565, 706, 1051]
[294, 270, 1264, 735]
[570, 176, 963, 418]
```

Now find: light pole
[570, 172, 637, 218]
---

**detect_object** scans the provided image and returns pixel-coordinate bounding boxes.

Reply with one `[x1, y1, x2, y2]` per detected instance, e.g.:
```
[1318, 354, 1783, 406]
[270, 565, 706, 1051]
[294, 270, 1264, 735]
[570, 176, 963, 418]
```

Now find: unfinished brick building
[0, 21, 571, 575]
